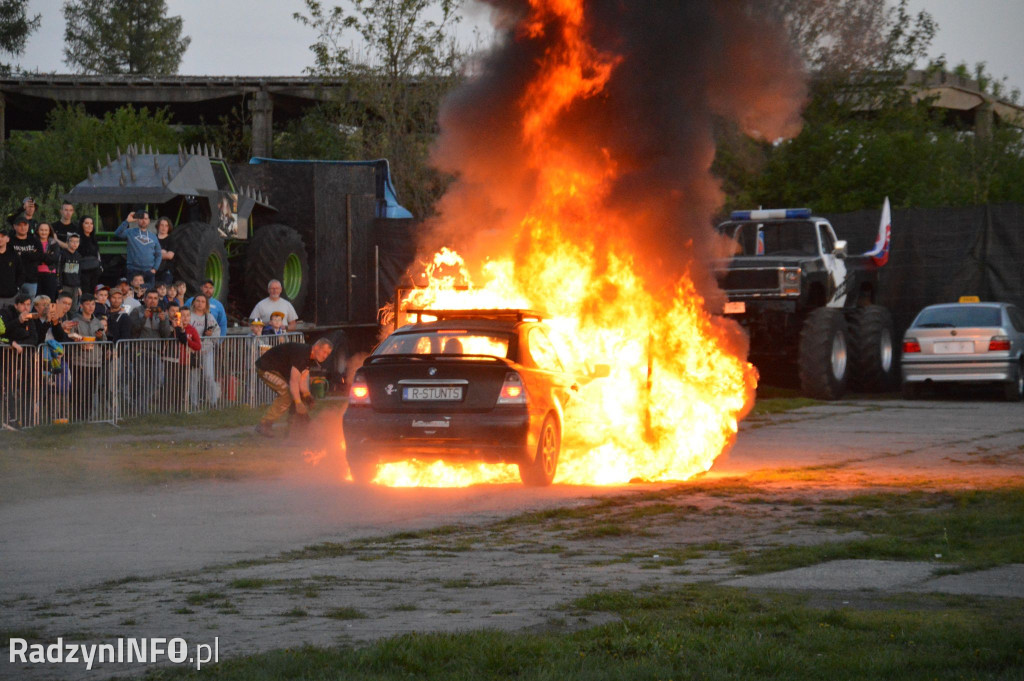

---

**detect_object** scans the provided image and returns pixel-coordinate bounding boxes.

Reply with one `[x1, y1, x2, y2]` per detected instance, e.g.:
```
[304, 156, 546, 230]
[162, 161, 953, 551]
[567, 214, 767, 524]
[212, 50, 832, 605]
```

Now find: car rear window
[913, 306, 1002, 328]
[377, 331, 512, 358]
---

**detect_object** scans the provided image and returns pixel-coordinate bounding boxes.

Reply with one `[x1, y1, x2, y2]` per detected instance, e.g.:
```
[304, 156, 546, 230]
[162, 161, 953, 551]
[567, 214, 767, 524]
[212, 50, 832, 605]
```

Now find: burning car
[343, 308, 608, 486]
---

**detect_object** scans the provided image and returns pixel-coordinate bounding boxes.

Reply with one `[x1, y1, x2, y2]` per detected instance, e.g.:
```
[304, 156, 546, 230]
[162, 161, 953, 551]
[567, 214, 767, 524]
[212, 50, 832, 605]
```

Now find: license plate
[402, 386, 463, 401]
[933, 341, 975, 354]
[724, 301, 746, 314]
[412, 419, 450, 428]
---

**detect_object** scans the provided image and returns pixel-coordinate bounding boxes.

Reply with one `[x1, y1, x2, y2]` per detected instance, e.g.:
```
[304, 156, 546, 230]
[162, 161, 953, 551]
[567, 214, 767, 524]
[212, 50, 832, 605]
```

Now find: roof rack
[405, 308, 547, 322]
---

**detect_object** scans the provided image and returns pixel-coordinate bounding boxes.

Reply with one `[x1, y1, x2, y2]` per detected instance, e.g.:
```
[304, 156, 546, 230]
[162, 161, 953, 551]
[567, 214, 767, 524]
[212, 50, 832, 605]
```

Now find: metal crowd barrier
[1, 344, 40, 430]
[0, 332, 304, 429]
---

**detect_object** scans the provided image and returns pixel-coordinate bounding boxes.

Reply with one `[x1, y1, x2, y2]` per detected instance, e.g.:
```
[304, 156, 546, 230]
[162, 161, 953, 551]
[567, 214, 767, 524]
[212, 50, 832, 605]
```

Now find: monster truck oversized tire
[848, 305, 898, 392]
[244, 224, 309, 315]
[170, 222, 230, 303]
[798, 308, 850, 400]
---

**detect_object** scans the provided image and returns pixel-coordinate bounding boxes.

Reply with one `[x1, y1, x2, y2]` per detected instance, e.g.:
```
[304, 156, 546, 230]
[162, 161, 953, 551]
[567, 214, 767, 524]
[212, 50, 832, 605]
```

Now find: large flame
[361, 0, 802, 487]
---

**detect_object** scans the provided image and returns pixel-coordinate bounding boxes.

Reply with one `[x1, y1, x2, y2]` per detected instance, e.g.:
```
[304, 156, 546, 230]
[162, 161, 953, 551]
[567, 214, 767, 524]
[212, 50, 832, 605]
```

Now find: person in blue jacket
[114, 209, 162, 289]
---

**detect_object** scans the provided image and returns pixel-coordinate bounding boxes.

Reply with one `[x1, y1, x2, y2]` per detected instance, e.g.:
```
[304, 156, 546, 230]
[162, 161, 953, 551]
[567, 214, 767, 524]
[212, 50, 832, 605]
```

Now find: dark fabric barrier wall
[233, 163, 415, 326]
[825, 203, 1024, 338]
[373, 218, 419, 309]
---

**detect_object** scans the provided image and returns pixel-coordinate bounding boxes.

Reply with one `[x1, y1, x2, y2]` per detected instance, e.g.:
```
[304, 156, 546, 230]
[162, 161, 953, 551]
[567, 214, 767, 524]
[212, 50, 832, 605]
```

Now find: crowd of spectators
[0, 198, 305, 428]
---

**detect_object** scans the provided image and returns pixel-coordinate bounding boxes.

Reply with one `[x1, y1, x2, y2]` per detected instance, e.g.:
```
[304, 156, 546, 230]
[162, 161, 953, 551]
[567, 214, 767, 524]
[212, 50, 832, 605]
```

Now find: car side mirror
[590, 363, 610, 379]
[833, 240, 848, 258]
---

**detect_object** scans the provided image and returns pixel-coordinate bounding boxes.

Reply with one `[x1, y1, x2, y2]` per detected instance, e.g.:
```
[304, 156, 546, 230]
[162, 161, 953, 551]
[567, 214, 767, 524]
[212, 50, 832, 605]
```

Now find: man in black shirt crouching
[254, 338, 333, 437]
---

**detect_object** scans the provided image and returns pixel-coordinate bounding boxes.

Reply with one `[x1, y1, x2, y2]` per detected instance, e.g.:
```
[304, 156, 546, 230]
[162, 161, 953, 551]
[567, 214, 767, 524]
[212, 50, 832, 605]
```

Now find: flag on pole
[864, 197, 891, 267]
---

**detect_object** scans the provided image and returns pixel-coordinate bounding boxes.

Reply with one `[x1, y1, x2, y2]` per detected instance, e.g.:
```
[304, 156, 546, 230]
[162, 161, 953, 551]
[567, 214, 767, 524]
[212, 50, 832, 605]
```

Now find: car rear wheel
[798, 308, 849, 400]
[519, 413, 560, 487]
[1003, 363, 1024, 402]
[347, 448, 379, 485]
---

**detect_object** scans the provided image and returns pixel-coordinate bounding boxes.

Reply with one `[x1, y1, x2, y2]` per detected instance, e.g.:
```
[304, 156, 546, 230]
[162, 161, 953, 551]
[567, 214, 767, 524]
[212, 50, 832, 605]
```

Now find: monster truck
[716, 207, 895, 400]
[64, 144, 309, 314]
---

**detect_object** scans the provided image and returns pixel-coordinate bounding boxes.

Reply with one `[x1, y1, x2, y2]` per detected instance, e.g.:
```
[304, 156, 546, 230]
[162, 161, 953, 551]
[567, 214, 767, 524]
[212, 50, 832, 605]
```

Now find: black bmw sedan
[343, 309, 607, 486]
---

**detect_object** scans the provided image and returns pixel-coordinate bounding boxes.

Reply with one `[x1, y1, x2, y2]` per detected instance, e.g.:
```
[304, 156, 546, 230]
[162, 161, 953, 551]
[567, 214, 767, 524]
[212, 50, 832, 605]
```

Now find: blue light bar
[730, 208, 812, 221]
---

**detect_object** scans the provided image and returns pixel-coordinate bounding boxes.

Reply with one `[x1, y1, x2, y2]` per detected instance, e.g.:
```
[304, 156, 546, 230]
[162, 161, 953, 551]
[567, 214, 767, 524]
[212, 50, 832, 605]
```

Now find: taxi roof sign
[958, 295, 981, 303]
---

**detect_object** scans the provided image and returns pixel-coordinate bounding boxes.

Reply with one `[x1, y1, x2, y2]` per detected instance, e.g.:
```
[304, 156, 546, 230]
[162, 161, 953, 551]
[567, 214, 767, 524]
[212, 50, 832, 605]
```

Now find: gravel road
[2, 395, 1021, 679]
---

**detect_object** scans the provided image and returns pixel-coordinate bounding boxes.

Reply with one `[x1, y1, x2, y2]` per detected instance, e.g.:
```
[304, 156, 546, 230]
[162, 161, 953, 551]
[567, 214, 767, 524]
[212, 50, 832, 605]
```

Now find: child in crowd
[156, 282, 176, 310]
[59, 233, 83, 313]
[173, 280, 187, 307]
[265, 311, 286, 335]
[93, 285, 110, 319]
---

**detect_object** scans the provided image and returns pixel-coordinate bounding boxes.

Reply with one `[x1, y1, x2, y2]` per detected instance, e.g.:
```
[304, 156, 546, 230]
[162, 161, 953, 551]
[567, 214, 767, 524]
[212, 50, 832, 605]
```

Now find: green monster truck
[65, 144, 309, 314]
[716, 206, 895, 400]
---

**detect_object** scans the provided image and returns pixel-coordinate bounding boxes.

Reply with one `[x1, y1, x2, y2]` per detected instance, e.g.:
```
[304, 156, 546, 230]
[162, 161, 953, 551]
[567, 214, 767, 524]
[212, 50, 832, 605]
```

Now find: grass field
[142, 585, 1023, 681]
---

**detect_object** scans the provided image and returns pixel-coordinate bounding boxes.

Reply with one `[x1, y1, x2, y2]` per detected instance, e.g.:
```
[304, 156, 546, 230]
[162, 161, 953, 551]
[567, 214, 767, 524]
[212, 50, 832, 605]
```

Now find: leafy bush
[0, 103, 181, 209]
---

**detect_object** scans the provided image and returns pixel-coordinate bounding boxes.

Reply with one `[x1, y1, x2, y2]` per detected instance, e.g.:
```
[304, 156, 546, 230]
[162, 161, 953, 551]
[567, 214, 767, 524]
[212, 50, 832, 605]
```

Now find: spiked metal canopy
[64, 145, 273, 212]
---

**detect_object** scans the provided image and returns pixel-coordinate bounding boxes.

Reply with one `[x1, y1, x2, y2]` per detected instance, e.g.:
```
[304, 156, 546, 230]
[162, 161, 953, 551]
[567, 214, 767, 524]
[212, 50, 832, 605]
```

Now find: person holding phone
[45, 291, 82, 342]
[0, 294, 37, 348]
[114, 209, 161, 289]
[31, 294, 50, 340]
[129, 289, 166, 339]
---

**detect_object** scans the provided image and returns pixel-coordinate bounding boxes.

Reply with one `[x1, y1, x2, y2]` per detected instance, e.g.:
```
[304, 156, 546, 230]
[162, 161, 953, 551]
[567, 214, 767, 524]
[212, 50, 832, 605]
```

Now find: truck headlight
[781, 268, 800, 294]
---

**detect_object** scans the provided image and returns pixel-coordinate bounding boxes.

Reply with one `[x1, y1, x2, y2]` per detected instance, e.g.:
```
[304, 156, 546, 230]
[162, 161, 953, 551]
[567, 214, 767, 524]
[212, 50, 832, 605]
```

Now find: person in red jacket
[169, 307, 202, 409]
[172, 307, 201, 361]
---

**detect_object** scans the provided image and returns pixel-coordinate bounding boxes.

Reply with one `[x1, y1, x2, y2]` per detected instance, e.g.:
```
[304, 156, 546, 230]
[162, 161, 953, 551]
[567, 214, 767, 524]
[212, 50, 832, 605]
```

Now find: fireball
[361, 0, 806, 486]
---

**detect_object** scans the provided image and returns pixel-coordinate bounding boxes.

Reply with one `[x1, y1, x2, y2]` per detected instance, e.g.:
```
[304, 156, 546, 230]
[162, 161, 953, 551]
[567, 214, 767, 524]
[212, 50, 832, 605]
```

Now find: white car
[901, 300, 1024, 401]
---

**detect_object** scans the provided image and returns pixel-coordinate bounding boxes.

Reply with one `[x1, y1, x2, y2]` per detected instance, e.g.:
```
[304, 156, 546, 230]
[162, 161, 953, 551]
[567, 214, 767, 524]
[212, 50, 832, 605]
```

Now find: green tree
[273, 104, 360, 161]
[0, 0, 40, 74]
[717, 1, 1024, 212]
[62, 0, 190, 75]
[180, 104, 253, 164]
[294, 0, 466, 218]
[0, 103, 181, 211]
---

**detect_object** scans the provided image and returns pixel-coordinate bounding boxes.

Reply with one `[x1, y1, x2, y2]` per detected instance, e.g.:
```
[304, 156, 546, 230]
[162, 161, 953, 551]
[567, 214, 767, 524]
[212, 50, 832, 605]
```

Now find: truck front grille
[720, 269, 779, 292]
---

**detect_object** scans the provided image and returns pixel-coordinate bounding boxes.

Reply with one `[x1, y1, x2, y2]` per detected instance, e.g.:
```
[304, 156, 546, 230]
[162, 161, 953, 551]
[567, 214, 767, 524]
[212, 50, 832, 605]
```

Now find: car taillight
[903, 338, 920, 353]
[349, 374, 371, 405]
[989, 336, 1011, 351]
[496, 372, 527, 405]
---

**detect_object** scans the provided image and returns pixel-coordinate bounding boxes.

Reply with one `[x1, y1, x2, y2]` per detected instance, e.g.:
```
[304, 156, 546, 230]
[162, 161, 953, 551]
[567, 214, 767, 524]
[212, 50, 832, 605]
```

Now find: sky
[12, 0, 1024, 98]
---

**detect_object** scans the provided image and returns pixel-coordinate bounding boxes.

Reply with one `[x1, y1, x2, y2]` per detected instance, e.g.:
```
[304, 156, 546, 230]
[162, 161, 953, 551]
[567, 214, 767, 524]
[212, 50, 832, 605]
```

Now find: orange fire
[365, 0, 759, 487]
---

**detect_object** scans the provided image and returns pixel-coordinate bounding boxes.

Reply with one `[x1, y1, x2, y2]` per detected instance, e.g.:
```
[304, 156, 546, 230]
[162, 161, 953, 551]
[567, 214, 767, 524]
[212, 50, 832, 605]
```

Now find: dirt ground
[1, 395, 1022, 679]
